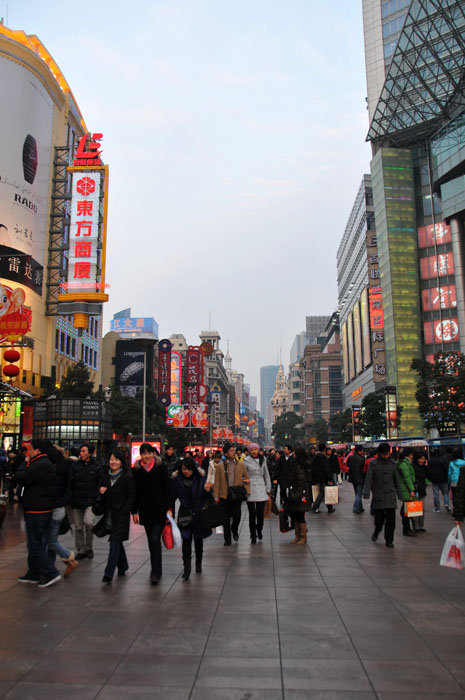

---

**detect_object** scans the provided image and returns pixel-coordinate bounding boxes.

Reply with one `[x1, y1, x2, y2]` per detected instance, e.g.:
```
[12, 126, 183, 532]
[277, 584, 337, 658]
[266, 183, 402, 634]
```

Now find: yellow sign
[352, 386, 363, 400]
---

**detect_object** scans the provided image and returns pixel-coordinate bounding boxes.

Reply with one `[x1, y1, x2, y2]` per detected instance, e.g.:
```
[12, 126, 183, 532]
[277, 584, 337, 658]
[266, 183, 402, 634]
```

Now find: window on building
[55, 330, 59, 351]
[71, 338, 76, 358]
[66, 335, 70, 355]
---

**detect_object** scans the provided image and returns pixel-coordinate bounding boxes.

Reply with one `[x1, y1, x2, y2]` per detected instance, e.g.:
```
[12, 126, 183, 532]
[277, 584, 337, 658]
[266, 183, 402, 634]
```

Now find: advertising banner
[417, 222, 451, 248]
[424, 318, 460, 345]
[360, 287, 371, 369]
[0, 57, 53, 294]
[110, 316, 158, 336]
[157, 339, 172, 406]
[115, 340, 149, 397]
[341, 321, 349, 385]
[347, 312, 355, 381]
[186, 346, 201, 406]
[0, 283, 32, 342]
[420, 253, 454, 279]
[353, 301, 363, 376]
[170, 351, 182, 405]
[421, 285, 457, 311]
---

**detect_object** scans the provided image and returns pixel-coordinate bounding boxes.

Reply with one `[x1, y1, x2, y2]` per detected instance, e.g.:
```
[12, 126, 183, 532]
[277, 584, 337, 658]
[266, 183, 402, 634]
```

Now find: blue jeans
[47, 508, 71, 564]
[144, 521, 163, 578]
[104, 540, 128, 579]
[24, 512, 59, 580]
[352, 483, 364, 512]
[432, 483, 449, 510]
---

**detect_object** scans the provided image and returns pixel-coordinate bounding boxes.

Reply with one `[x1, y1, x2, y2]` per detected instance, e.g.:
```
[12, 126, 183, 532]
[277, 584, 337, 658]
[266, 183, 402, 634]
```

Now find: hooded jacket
[448, 458, 465, 486]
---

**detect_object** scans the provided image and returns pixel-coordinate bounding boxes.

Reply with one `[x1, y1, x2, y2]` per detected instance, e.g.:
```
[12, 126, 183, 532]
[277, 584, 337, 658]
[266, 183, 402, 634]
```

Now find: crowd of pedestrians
[4, 437, 465, 589]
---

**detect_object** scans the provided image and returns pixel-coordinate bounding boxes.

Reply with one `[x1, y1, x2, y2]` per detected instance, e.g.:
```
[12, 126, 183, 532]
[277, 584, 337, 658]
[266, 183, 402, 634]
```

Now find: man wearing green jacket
[397, 448, 417, 537]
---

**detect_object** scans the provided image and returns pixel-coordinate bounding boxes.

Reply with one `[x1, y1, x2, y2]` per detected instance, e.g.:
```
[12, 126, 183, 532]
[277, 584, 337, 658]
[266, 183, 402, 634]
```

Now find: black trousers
[400, 503, 414, 533]
[182, 535, 203, 571]
[247, 501, 265, 537]
[374, 508, 395, 544]
[223, 500, 241, 543]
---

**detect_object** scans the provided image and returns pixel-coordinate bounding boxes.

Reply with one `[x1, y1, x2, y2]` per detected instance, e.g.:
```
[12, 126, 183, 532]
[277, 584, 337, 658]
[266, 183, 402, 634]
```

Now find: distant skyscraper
[305, 316, 331, 344]
[260, 365, 279, 425]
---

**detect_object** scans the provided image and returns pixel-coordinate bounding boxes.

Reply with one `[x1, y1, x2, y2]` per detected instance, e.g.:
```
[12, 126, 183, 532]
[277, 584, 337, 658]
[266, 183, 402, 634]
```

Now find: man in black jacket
[69, 443, 101, 560]
[16, 439, 61, 588]
[426, 448, 450, 512]
[277, 444, 294, 505]
[311, 443, 335, 513]
[348, 445, 366, 514]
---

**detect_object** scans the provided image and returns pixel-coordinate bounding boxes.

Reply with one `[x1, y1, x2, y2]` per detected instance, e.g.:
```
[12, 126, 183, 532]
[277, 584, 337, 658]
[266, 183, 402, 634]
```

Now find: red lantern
[3, 348, 20, 363]
[3, 364, 20, 377]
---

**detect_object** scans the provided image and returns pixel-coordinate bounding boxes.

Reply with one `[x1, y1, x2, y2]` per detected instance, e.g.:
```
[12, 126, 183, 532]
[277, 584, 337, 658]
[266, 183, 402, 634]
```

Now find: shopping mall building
[339, 1, 465, 438]
[0, 24, 108, 446]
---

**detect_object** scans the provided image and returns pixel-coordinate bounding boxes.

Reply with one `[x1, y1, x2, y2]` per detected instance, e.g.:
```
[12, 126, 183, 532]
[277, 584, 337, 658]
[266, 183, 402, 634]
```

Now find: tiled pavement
[0, 482, 464, 699]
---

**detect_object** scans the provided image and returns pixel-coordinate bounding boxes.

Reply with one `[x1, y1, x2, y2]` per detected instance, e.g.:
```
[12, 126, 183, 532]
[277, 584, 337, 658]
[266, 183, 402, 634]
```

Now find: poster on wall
[0, 56, 53, 294]
[360, 287, 371, 369]
[353, 301, 363, 376]
[0, 283, 32, 342]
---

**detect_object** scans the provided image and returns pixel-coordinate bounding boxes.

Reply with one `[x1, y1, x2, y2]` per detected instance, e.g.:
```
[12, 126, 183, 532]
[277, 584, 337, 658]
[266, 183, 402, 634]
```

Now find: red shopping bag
[162, 519, 174, 549]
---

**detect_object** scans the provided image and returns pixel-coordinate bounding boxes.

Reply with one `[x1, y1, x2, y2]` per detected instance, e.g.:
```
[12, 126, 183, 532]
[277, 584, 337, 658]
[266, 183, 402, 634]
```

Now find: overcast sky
[6, 0, 371, 400]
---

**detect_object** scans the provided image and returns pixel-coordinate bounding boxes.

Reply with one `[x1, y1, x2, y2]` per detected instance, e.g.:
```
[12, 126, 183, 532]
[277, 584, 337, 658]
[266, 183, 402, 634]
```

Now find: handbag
[91, 516, 111, 538]
[164, 513, 181, 548]
[200, 499, 227, 530]
[177, 511, 193, 529]
[404, 500, 423, 517]
[227, 485, 247, 502]
[279, 507, 292, 533]
[84, 505, 104, 528]
[58, 512, 71, 535]
[324, 486, 339, 505]
[440, 525, 464, 569]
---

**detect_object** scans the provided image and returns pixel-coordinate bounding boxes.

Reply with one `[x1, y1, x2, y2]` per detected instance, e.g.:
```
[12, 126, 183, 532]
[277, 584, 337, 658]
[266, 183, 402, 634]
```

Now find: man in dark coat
[276, 444, 294, 505]
[311, 443, 334, 513]
[348, 445, 366, 514]
[363, 442, 402, 548]
[163, 445, 180, 478]
[69, 443, 101, 560]
[426, 448, 450, 512]
[16, 439, 61, 587]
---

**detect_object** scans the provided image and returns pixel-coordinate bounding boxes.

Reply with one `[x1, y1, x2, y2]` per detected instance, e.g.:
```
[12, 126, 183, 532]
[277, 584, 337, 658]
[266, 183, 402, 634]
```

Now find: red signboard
[368, 285, 384, 330]
[170, 351, 182, 405]
[0, 284, 32, 342]
[421, 285, 457, 311]
[186, 346, 201, 405]
[417, 222, 451, 248]
[420, 253, 454, 279]
[157, 339, 172, 406]
[424, 318, 460, 344]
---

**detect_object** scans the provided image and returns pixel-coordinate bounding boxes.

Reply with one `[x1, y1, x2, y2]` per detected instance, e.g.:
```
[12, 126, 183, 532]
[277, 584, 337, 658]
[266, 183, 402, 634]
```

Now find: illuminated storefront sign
[110, 316, 158, 336]
[421, 285, 457, 311]
[352, 386, 362, 400]
[0, 284, 32, 342]
[170, 351, 182, 405]
[417, 222, 451, 248]
[341, 321, 349, 385]
[353, 301, 363, 375]
[186, 346, 202, 406]
[420, 253, 454, 279]
[347, 312, 355, 381]
[366, 232, 386, 382]
[157, 339, 172, 406]
[360, 287, 371, 369]
[424, 318, 459, 344]
[369, 286, 384, 330]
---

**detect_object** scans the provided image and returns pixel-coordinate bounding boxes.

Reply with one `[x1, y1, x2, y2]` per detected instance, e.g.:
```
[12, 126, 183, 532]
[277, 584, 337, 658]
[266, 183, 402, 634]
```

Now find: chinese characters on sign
[366, 232, 386, 382]
[186, 347, 201, 406]
[417, 222, 451, 248]
[421, 285, 457, 311]
[0, 283, 32, 343]
[157, 339, 172, 406]
[170, 351, 182, 405]
[420, 253, 454, 279]
[424, 319, 459, 345]
[66, 170, 103, 293]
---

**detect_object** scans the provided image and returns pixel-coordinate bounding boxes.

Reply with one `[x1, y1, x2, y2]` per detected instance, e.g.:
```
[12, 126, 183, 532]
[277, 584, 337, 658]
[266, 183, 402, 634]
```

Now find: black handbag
[92, 516, 112, 538]
[92, 497, 105, 516]
[227, 485, 247, 502]
[177, 511, 193, 529]
[58, 512, 71, 535]
[200, 499, 227, 529]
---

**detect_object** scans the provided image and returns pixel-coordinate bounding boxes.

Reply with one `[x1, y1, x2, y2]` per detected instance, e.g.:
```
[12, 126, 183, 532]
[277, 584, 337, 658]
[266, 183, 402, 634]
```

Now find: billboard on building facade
[424, 318, 459, 345]
[420, 253, 454, 279]
[347, 312, 355, 381]
[360, 287, 371, 368]
[0, 56, 54, 295]
[110, 316, 158, 336]
[421, 285, 457, 311]
[417, 222, 451, 248]
[353, 301, 363, 376]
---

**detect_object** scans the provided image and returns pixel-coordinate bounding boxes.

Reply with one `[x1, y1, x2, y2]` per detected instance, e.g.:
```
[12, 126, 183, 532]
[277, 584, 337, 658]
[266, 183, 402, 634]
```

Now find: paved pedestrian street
[0, 482, 464, 699]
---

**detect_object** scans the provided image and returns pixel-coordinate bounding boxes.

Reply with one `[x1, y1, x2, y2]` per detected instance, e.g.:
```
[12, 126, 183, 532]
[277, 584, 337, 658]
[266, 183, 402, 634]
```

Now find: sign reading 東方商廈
[58, 133, 109, 306]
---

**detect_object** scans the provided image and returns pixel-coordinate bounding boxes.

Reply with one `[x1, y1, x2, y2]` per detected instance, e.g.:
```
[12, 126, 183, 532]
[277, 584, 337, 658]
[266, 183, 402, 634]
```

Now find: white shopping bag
[215, 526, 224, 535]
[440, 525, 465, 570]
[324, 486, 339, 505]
[166, 512, 182, 549]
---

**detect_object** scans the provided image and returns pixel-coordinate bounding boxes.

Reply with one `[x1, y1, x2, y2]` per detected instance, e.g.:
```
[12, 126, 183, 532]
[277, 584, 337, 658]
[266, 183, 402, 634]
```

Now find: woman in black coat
[131, 443, 171, 585]
[99, 449, 135, 584]
[171, 457, 211, 581]
[288, 446, 310, 545]
[412, 451, 427, 533]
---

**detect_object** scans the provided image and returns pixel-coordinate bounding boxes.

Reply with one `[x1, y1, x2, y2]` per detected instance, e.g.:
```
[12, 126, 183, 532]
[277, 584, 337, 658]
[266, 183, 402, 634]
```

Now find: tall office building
[260, 364, 279, 426]
[362, 0, 465, 436]
[306, 316, 331, 344]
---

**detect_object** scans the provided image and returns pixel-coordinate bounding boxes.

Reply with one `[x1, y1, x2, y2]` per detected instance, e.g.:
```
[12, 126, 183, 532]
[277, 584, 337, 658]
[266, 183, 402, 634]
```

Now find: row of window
[382, 13, 407, 39]
[381, 0, 410, 20]
[55, 330, 99, 369]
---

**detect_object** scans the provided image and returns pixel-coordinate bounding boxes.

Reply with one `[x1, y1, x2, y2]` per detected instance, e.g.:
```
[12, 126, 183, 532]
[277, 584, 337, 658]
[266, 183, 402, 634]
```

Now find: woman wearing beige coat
[214, 444, 249, 546]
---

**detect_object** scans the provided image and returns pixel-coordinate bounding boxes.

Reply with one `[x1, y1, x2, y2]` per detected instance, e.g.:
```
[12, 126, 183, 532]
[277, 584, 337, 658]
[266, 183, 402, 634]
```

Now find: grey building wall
[260, 364, 279, 424]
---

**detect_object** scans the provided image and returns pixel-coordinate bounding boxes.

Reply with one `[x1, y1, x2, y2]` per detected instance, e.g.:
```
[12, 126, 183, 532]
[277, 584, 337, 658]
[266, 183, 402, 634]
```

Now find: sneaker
[38, 574, 61, 589]
[17, 574, 39, 584]
[445, 505, 451, 512]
